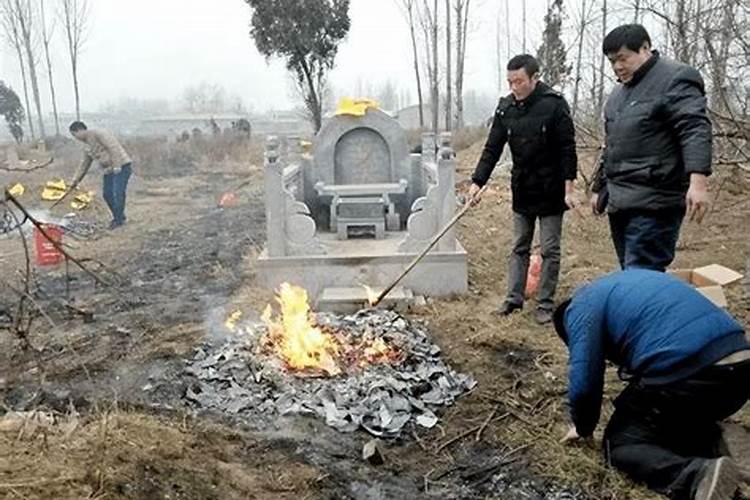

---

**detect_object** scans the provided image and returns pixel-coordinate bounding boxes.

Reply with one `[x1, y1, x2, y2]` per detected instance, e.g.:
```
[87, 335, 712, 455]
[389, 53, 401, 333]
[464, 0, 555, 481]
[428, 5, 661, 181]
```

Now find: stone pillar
[288, 136, 304, 201]
[409, 153, 424, 213]
[421, 132, 436, 166]
[264, 136, 285, 257]
[437, 133, 457, 252]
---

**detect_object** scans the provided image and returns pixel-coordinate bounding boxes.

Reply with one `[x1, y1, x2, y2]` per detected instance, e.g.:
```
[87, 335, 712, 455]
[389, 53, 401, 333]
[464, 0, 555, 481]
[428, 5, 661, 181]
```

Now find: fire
[261, 283, 341, 376]
[258, 283, 402, 377]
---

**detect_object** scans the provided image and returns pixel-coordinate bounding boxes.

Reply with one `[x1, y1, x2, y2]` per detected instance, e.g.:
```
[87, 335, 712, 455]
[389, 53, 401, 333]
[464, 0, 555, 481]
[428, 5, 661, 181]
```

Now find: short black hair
[507, 54, 540, 78]
[69, 121, 87, 133]
[553, 298, 572, 345]
[603, 24, 651, 54]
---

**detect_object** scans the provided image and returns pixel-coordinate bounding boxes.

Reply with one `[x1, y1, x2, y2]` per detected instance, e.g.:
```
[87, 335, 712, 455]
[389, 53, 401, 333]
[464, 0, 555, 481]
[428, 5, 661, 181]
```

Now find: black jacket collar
[512, 81, 552, 108]
[624, 50, 660, 87]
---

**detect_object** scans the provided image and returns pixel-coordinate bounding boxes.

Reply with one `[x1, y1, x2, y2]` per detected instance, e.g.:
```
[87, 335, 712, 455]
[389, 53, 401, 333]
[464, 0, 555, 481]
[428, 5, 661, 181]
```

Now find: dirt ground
[0, 135, 748, 500]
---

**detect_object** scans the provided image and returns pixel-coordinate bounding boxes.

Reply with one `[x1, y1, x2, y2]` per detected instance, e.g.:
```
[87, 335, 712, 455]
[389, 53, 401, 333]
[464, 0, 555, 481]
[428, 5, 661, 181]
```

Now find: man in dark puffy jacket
[554, 270, 749, 500]
[591, 24, 712, 271]
[469, 54, 578, 325]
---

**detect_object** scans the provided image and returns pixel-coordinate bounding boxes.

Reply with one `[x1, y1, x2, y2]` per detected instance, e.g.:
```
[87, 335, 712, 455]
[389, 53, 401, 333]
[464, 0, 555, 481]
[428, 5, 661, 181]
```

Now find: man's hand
[560, 425, 581, 444]
[468, 183, 484, 206]
[686, 173, 709, 223]
[564, 181, 580, 211]
[590, 193, 604, 216]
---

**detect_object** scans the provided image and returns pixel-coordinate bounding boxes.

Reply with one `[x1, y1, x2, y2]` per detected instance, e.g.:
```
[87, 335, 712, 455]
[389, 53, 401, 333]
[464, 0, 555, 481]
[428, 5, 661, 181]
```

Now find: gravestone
[257, 108, 468, 309]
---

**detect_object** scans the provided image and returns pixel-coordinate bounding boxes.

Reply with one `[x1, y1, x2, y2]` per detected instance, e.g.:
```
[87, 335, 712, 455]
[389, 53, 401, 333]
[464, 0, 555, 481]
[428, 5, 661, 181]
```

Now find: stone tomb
[256, 108, 468, 309]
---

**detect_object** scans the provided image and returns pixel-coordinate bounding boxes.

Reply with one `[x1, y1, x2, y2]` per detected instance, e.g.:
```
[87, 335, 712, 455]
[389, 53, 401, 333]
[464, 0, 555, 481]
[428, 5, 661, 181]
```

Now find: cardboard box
[668, 264, 744, 308]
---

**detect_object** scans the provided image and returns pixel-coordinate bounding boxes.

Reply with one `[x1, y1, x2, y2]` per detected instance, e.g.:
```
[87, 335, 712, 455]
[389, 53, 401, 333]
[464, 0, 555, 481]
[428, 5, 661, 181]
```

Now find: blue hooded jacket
[561, 269, 747, 437]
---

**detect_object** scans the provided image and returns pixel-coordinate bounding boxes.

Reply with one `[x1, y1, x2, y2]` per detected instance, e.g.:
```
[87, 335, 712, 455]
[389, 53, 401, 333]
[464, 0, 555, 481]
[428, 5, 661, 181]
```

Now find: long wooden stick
[371, 186, 487, 307]
[4, 191, 109, 286]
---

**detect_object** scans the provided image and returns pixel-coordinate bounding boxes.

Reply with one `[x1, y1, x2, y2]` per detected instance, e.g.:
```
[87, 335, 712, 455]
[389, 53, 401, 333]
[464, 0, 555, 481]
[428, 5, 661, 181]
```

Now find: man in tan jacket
[69, 121, 133, 229]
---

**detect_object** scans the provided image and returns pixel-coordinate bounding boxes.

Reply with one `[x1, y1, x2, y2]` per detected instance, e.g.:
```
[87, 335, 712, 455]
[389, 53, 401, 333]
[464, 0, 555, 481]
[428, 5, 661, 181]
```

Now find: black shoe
[534, 308, 553, 325]
[495, 301, 522, 316]
[695, 457, 740, 500]
[108, 220, 124, 230]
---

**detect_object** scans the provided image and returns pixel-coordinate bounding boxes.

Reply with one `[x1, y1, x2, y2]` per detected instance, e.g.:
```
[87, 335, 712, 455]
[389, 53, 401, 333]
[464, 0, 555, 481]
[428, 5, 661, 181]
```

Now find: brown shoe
[695, 457, 740, 500]
[494, 301, 522, 316]
[534, 308, 553, 325]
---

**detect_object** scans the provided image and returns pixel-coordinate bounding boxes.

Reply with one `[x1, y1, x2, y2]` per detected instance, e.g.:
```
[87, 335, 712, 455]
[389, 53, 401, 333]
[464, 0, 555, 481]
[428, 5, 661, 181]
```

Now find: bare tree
[397, 0, 425, 128]
[8, 0, 45, 138]
[454, 0, 470, 129]
[1, 1, 34, 140]
[444, 0, 452, 131]
[505, 0, 510, 60]
[431, 0, 439, 134]
[571, 0, 596, 119]
[597, 0, 608, 116]
[495, 8, 502, 93]
[60, 0, 90, 121]
[39, 0, 59, 135]
[702, 0, 738, 112]
[418, 0, 440, 134]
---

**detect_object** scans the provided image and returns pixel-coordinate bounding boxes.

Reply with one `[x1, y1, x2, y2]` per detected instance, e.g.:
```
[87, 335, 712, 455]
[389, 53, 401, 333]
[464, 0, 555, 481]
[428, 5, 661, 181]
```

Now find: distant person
[468, 54, 578, 325]
[591, 24, 712, 271]
[555, 270, 749, 500]
[69, 121, 132, 230]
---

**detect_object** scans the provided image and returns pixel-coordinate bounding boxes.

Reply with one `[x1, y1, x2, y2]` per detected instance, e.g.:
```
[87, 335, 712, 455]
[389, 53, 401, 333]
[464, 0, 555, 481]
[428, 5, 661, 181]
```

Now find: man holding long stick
[469, 54, 578, 324]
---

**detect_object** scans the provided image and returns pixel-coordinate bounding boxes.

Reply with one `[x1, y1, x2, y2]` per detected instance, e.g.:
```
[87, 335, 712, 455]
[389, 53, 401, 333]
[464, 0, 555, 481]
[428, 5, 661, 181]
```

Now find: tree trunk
[455, 0, 470, 129]
[505, 0, 511, 60]
[706, 0, 736, 113]
[406, 1, 425, 128]
[298, 57, 322, 133]
[72, 57, 81, 120]
[444, 0, 452, 131]
[40, 0, 60, 136]
[431, 0, 439, 135]
[675, 0, 689, 63]
[597, 0, 607, 118]
[14, 44, 35, 141]
[15, 0, 46, 138]
[633, 0, 640, 23]
[572, 0, 588, 119]
[495, 7, 502, 93]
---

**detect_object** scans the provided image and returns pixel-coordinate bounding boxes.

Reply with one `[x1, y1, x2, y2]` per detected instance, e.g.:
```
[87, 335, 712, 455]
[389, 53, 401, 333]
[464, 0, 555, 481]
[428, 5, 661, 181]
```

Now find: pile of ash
[183, 309, 475, 437]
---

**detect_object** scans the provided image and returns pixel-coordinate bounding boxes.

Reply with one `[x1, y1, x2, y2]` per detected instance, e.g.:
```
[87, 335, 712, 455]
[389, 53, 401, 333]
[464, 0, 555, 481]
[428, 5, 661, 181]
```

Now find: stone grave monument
[256, 108, 468, 311]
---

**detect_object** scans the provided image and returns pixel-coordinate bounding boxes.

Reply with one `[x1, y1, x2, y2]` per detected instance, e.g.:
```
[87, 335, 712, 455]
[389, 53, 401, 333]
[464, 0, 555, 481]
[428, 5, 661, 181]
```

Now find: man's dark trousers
[102, 163, 132, 225]
[507, 211, 563, 311]
[608, 207, 685, 271]
[603, 360, 750, 499]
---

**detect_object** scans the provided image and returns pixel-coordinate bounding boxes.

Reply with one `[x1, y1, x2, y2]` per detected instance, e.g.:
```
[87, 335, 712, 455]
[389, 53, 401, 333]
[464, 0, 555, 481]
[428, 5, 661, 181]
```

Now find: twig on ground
[435, 412, 510, 454]
[0, 475, 78, 490]
[475, 404, 501, 442]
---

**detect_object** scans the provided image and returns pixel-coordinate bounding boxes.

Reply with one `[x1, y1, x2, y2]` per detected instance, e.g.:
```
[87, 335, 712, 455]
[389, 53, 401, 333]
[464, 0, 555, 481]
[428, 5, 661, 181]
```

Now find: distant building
[140, 113, 248, 137]
[394, 104, 446, 131]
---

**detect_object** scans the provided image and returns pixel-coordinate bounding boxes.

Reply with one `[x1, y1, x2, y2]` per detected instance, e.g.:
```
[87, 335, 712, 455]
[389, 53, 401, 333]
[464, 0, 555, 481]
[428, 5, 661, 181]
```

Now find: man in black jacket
[469, 54, 578, 324]
[591, 24, 712, 271]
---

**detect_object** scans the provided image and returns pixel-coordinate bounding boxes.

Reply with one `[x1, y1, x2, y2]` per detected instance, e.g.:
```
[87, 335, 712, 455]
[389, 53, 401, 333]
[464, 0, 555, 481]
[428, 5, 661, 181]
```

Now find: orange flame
[261, 283, 341, 376]
[259, 283, 403, 376]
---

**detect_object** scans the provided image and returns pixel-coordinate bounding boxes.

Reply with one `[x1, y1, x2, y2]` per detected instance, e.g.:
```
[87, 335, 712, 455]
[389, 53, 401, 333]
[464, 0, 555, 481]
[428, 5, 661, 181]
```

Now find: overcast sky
[0, 1, 576, 115]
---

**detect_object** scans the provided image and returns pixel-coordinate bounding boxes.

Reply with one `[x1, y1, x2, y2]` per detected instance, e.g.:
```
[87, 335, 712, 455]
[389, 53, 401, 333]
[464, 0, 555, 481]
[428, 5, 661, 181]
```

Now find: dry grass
[0, 407, 322, 500]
